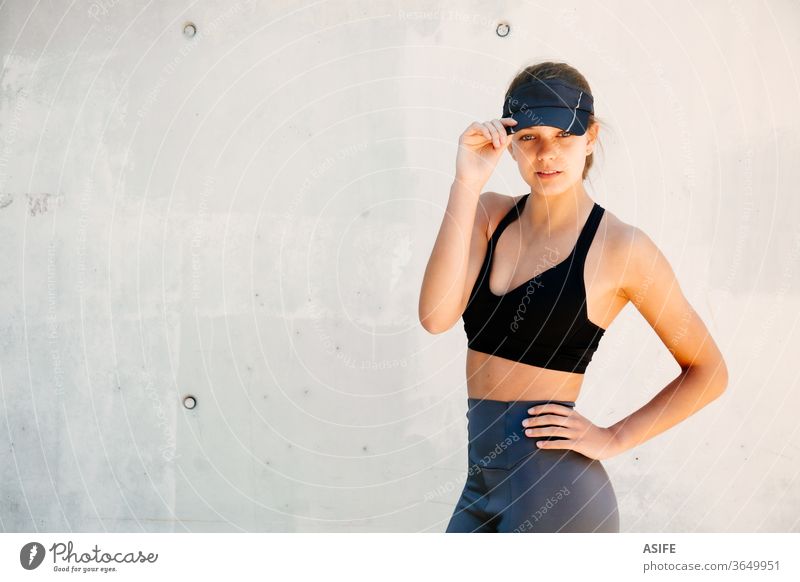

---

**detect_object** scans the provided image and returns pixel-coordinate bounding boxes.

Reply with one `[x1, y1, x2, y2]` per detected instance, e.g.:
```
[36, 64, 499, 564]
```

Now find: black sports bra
[462, 193, 606, 374]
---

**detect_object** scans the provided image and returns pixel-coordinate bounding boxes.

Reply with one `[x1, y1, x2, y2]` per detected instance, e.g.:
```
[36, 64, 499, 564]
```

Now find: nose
[536, 141, 560, 160]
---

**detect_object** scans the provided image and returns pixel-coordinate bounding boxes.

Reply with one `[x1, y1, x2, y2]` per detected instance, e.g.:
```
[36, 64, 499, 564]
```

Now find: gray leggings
[446, 398, 620, 533]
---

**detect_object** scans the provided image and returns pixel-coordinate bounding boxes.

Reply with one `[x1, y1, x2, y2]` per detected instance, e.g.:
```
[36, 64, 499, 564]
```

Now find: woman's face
[508, 123, 598, 194]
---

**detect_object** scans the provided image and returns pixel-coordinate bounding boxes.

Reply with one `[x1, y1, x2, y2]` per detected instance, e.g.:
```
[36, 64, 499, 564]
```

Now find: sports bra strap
[572, 202, 605, 261]
[489, 194, 529, 245]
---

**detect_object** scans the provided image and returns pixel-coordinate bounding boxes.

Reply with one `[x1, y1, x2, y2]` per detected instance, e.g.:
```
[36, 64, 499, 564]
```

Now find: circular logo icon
[20, 542, 46, 570]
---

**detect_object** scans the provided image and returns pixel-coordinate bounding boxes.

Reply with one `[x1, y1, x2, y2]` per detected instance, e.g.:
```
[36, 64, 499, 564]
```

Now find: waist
[465, 397, 577, 470]
[466, 349, 583, 401]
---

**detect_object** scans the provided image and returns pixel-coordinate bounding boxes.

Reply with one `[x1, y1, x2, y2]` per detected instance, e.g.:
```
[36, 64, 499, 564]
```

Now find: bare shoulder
[599, 207, 641, 254]
[599, 207, 674, 300]
[480, 191, 525, 238]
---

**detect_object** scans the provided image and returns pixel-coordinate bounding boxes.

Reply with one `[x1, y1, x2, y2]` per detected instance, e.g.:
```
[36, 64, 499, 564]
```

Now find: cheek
[565, 139, 586, 153]
[564, 142, 588, 163]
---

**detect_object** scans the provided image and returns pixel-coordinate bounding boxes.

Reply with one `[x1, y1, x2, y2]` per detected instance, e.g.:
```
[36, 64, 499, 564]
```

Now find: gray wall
[1, 0, 798, 532]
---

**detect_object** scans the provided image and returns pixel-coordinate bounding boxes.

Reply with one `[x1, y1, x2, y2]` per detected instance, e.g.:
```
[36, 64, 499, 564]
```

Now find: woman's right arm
[418, 182, 486, 334]
[418, 118, 517, 334]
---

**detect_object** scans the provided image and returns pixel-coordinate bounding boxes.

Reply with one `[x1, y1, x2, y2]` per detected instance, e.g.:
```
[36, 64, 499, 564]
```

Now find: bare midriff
[466, 348, 584, 402]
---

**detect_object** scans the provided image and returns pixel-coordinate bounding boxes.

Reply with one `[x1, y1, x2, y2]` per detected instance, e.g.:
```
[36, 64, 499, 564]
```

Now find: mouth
[536, 170, 561, 179]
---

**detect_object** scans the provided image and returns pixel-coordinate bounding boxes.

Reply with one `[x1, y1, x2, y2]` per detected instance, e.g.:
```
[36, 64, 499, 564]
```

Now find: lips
[536, 170, 561, 177]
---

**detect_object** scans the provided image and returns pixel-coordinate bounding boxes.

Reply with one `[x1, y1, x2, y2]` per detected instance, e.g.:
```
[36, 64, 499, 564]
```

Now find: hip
[463, 397, 609, 478]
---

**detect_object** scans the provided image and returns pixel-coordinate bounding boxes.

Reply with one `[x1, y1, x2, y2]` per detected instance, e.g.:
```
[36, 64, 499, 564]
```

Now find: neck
[524, 183, 594, 236]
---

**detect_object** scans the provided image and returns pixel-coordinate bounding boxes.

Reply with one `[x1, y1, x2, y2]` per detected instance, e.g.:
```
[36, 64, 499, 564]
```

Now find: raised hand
[454, 117, 517, 188]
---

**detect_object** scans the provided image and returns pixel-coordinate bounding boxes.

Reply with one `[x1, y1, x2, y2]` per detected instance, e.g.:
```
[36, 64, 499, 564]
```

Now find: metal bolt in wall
[183, 22, 197, 38]
[183, 395, 197, 410]
[496, 22, 510, 37]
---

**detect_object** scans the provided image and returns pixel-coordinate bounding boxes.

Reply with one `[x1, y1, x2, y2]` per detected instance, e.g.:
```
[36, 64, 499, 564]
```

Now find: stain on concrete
[25, 192, 63, 216]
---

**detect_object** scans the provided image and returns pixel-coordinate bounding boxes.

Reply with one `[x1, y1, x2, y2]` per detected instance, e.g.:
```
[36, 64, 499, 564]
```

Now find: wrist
[451, 177, 485, 194]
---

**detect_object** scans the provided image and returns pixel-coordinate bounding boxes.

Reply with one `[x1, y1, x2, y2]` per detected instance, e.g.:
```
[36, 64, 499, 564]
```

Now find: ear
[586, 123, 599, 154]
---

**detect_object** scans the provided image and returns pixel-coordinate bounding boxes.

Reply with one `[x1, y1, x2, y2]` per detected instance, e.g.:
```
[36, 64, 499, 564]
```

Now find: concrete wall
[1, 0, 798, 532]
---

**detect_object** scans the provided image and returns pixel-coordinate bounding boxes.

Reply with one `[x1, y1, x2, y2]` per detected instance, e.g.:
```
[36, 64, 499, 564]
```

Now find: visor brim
[506, 106, 591, 136]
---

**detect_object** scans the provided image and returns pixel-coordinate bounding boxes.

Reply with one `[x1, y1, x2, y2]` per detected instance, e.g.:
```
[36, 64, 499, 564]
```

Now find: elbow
[712, 355, 729, 395]
[720, 360, 728, 392]
[418, 296, 456, 334]
[418, 304, 455, 334]
[683, 358, 729, 399]
[715, 360, 729, 396]
[419, 314, 452, 335]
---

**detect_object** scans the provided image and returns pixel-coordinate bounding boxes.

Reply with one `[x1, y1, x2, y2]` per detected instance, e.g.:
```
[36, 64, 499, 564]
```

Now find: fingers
[484, 120, 502, 148]
[462, 119, 517, 150]
[526, 403, 574, 416]
[536, 438, 574, 450]
[492, 119, 514, 147]
[522, 413, 572, 428]
[467, 121, 492, 143]
[524, 426, 571, 439]
[497, 117, 518, 141]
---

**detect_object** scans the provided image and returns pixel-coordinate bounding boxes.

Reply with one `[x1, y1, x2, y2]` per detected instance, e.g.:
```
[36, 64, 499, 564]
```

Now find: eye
[520, 131, 572, 141]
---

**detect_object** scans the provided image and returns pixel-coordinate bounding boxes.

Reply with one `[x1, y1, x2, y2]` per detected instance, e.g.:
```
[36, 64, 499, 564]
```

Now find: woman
[418, 61, 728, 533]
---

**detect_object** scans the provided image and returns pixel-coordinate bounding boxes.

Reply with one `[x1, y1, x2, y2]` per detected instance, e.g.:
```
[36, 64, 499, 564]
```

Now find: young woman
[418, 61, 728, 533]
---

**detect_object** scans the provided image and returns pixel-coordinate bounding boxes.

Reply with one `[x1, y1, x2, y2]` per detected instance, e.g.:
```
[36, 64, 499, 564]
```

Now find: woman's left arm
[523, 226, 729, 459]
[605, 226, 729, 455]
